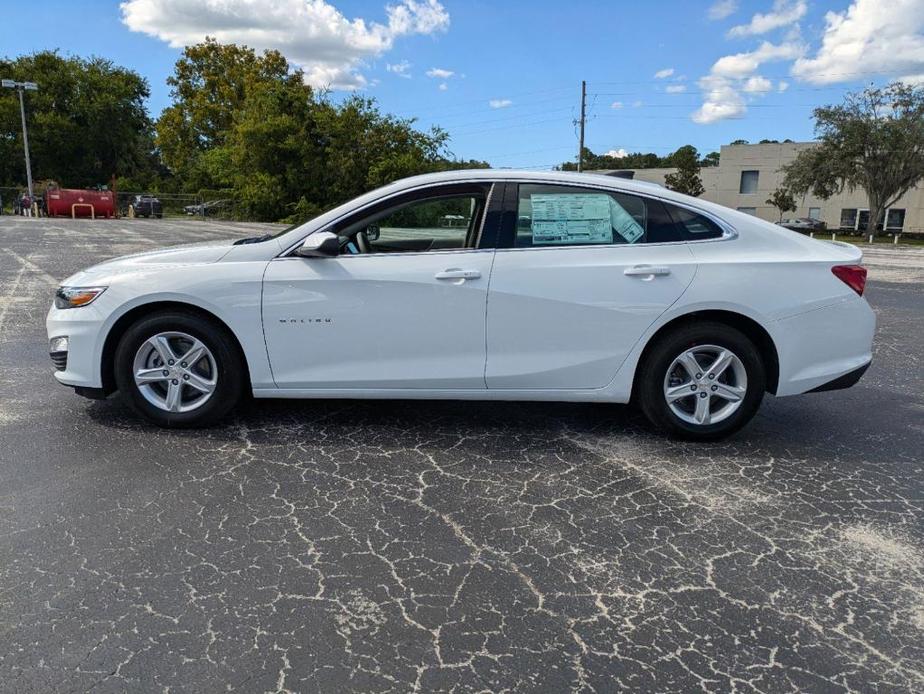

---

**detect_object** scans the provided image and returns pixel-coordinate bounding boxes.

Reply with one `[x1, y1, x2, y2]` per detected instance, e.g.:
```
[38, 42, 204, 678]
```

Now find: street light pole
[2, 79, 39, 199]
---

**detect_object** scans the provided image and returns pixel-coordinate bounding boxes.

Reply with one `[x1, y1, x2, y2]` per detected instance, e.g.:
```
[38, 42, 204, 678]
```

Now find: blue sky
[3, 0, 923, 168]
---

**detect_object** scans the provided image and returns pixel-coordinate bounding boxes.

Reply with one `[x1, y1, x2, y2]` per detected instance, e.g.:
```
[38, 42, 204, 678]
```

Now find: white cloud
[712, 40, 803, 78]
[488, 98, 512, 109]
[426, 67, 454, 79]
[693, 40, 801, 123]
[792, 0, 924, 84]
[665, 84, 687, 93]
[386, 60, 412, 77]
[438, 82, 448, 91]
[728, 0, 806, 38]
[742, 75, 773, 93]
[610, 101, 624, 109]
[605, 148, 628, 158]
[778, 80, 789, 92]
[692, 74, 746, 124]
[120, 0, 449, 90]
[708, 0, 738, 21]
[654, 67, 675, 79]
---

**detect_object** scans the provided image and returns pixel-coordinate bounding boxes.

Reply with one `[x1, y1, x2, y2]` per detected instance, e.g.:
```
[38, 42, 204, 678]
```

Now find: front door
[485, 182, 710, 390]
[262, 184, 498, 389]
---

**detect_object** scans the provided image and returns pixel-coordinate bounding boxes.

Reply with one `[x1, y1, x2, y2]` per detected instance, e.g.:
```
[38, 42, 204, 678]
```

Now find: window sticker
[609, 198, 644, 243]
[530, 194, 613, 245]
[529, 193, 644, 245]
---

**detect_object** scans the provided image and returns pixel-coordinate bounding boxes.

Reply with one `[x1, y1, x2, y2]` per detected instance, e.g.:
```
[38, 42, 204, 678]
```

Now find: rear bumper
[807, 361, 870, 393]
[773, 296, 876, 396]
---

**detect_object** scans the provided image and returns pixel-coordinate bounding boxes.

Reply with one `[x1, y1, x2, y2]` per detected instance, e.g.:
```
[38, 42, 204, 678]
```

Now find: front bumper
[46, 302, 108, 389]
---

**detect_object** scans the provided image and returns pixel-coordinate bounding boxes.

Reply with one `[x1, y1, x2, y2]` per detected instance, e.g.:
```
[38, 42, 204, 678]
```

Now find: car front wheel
[637, 322, 766, 440]
[114, 311, 244, 427]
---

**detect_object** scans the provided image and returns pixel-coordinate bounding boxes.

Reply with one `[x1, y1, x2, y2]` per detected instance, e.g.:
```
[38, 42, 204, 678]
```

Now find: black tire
[114, 311, 244, 427]
[637, 321, 766, 440]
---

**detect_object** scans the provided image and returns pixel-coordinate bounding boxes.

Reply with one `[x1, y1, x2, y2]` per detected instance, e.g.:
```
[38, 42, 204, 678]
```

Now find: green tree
[765, 187, 797, 222]
[159, 39, 483, 222]
[781, 82, 924, 236]
[0, 51, 157, 188]
[701, 151, 720, 167]
[155, 38, 294, 189]
[664, 145, 705, 197]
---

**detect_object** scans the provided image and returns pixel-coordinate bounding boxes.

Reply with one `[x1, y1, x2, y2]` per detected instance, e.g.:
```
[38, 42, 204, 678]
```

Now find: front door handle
[435, 269, 481, 280]
[624, 265, 671, 277]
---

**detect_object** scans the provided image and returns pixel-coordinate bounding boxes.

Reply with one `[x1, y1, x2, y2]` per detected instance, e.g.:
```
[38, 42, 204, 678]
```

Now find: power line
[577, 80, 586, 172]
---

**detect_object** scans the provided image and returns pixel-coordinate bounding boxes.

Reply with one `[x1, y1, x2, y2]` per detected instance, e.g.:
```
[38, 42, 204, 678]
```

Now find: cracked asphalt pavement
[1, 217, 923, 693]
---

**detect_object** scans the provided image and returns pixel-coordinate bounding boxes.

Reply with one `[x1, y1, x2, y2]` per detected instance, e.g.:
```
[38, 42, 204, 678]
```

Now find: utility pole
[2, 79, 38, 199]
[577, 80, 587, 172]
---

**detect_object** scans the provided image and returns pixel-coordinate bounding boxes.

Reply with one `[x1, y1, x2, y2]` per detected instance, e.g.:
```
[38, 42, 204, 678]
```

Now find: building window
[739, 170, 759, 194]
[840, 209, 858, 229]
[736, 207, 757, 216]
[886, 208, 905, 230]
[808, 207, 821, 220]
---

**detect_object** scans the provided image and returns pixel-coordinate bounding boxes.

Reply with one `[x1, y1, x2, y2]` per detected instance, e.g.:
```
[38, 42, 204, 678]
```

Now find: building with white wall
[606, 142, 922, 233]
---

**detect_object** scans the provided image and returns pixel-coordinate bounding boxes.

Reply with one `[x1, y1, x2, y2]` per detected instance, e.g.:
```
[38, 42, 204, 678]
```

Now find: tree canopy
[782, 82, 924, 234]
[156, 39, 487, 221]
[560, 146, 718, 173]
[663, 145, 705, 197]
[0, 51, 158, 188]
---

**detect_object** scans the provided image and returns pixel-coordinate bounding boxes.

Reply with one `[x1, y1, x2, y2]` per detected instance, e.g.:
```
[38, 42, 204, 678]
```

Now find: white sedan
[46, 170, 874, 439]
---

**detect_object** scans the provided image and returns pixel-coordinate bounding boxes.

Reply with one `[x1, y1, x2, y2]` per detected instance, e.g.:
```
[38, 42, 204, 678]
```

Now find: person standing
[21, 193, 32, 217]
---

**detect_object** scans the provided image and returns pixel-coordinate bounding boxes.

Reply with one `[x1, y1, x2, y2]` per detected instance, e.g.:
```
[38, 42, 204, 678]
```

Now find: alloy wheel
[132, 331, 218, 413]
[663, 344, 748, 426]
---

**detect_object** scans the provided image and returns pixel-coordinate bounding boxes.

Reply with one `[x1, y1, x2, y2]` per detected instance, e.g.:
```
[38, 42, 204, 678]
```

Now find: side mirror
[296, 231, 340, 257]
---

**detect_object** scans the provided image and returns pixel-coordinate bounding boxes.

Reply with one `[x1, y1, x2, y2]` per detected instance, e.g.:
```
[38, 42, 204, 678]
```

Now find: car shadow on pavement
[80, 382, 923, 472]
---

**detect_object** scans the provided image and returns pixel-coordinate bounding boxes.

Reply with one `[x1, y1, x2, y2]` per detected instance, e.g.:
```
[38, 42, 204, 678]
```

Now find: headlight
[54, 286, 107, 309]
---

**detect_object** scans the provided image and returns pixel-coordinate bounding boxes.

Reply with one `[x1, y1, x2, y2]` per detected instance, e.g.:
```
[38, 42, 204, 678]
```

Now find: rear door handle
[624, 265, 671, 277]
[435, 269, 481, 280]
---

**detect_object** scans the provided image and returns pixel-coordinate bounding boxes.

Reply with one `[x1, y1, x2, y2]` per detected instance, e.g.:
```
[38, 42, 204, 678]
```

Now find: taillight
[831, 265, 867, 296]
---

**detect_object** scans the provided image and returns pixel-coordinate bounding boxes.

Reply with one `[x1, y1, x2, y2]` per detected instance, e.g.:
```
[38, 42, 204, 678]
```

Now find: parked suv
[131, 195, 163, 218]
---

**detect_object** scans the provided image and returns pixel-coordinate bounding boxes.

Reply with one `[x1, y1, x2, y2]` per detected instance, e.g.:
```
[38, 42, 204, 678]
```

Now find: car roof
[358, 168, 729, 216]
[271, 168, 745, 252]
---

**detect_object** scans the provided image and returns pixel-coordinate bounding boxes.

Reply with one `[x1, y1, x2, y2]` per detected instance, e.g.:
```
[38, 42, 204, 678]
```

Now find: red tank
[45, 186, 115, 218]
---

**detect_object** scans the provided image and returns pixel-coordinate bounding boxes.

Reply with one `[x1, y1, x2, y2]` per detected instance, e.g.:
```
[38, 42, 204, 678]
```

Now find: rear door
[484, 182, 715, 390]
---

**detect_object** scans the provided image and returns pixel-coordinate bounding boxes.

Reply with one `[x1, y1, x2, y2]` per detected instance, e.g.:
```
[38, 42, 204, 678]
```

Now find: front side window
[739, 170, 759, 194]
[512, 184, 722, 248]
[332, 190, 488, 255]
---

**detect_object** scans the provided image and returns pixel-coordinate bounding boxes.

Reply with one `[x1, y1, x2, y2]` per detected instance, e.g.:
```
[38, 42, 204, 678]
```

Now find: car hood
[61, 240, 236, 285]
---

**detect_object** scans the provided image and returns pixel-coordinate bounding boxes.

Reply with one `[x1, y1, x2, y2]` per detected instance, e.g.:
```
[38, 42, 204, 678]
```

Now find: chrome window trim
[278, 181, 497, 258]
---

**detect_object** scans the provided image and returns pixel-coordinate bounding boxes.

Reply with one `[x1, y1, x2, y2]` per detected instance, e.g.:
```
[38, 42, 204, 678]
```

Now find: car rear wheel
[114, 311, 243, 427]
[637, 322, 765, 440]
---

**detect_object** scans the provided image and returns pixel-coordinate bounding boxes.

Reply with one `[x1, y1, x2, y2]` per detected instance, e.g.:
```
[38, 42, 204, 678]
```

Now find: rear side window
[664, 203, 724, 240]
[511, 184, 723, 247]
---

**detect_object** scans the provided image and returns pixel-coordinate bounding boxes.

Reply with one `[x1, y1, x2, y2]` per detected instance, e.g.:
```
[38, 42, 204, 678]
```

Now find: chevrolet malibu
[46, 170, 875, 439]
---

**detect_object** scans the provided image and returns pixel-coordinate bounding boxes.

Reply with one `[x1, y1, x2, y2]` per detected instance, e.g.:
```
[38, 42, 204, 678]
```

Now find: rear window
[511, 184, 724, 246]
